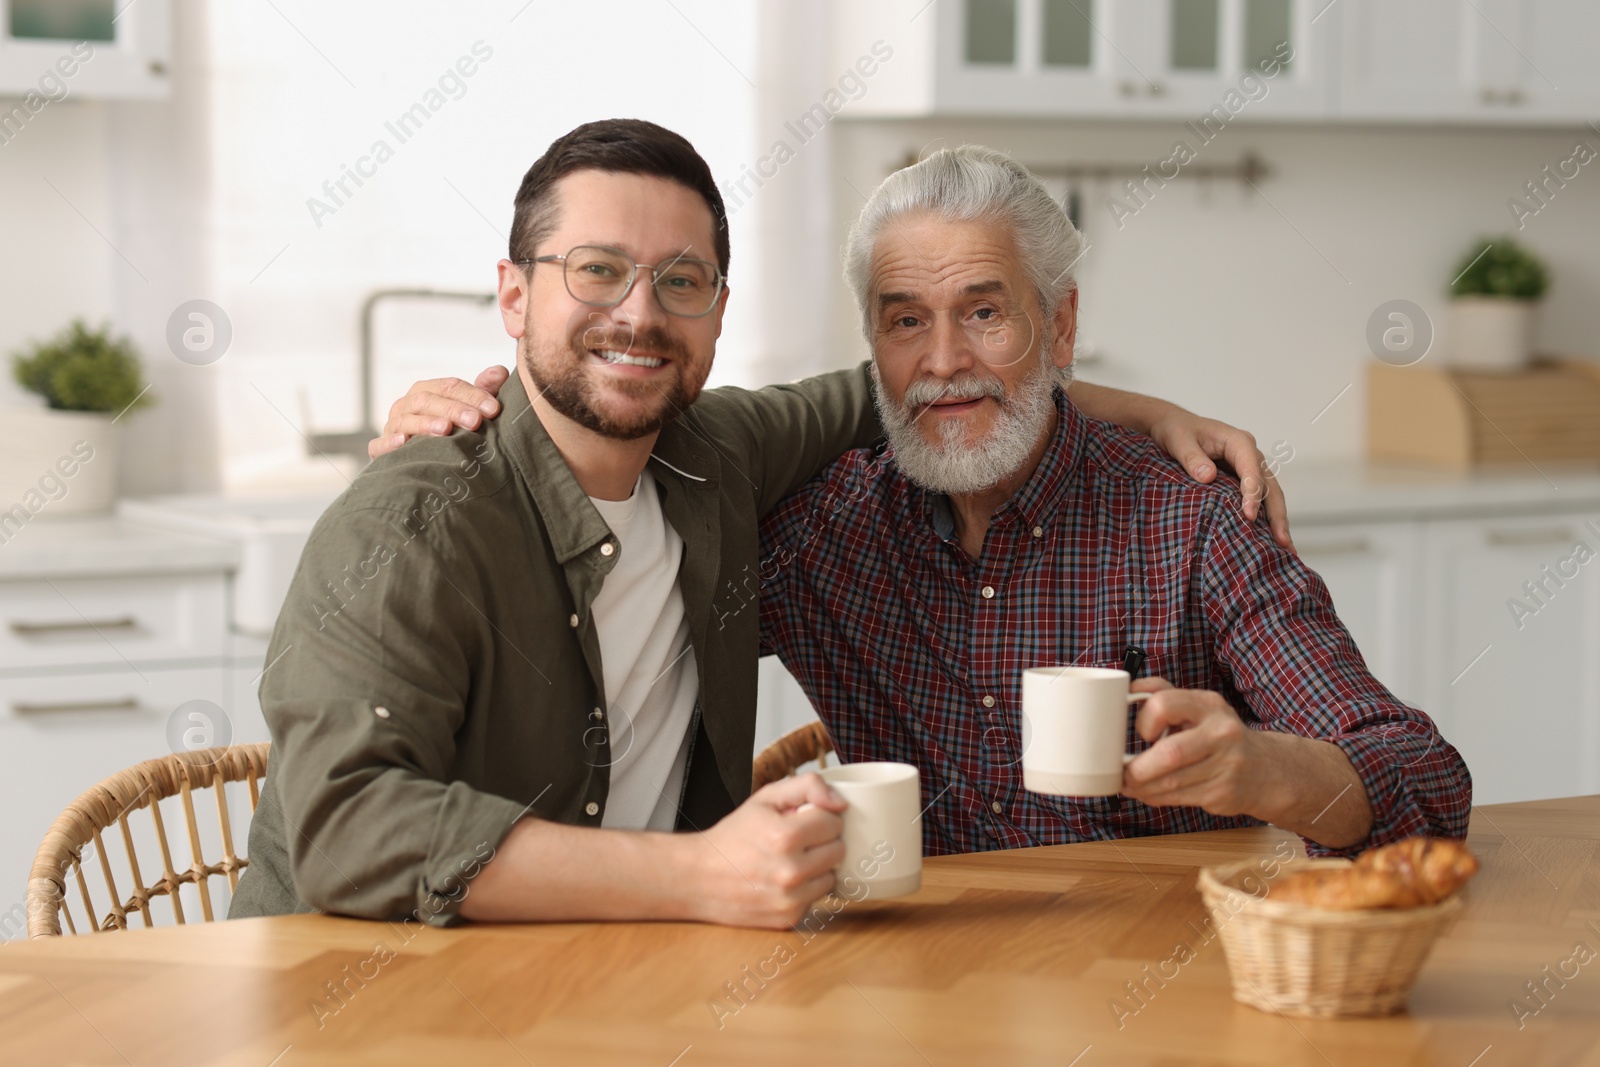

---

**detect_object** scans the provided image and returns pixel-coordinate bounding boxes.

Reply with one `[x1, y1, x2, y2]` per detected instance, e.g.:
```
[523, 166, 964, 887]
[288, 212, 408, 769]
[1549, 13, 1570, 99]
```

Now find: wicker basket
[1197, 858, 1463, 1018]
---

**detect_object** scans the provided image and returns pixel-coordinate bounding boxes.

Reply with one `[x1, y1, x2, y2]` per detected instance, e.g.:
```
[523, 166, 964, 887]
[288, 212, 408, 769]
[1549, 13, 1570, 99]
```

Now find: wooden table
[1, 797, 1596, 1066]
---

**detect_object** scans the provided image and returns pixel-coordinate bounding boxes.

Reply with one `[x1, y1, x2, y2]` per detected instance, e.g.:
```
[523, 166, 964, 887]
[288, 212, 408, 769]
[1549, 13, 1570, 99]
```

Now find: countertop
[0, 515, 240, 581]
[2, 795, 1594, 1065]
[1261, 459, 1600, 523]
[5, 460, 1600, 582]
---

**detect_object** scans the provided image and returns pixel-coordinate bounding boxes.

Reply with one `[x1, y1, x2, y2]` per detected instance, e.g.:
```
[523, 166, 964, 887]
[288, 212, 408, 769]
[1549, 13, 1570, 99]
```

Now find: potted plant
[4, 319, 154, 516]
[1447, 237, 1549, 370]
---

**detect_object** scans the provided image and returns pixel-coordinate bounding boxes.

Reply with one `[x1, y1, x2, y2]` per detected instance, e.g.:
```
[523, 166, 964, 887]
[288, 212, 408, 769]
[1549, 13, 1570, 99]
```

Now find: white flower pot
[0, 407, 119, 520]
[1449, 296, 1538, 370]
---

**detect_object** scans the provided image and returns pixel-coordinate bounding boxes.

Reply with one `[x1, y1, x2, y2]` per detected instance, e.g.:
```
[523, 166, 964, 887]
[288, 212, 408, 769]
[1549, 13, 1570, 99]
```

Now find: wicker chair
[26, 743, 270, 938]
[751, 720, 836, 791]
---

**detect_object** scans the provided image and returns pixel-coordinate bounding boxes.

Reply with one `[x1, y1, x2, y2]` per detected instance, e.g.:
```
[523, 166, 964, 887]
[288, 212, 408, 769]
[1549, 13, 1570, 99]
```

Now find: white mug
[1021, 667, 1152, 797]
[818, 762, 922, 900]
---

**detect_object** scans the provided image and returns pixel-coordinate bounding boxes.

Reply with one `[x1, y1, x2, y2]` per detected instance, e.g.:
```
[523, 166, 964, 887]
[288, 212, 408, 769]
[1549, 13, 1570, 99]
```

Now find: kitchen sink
[118, 492, 340, 635]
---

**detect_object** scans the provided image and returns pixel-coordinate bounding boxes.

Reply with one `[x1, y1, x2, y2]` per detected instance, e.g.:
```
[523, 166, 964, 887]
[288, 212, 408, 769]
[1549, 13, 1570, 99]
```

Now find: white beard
[876, 361, 1062, 495]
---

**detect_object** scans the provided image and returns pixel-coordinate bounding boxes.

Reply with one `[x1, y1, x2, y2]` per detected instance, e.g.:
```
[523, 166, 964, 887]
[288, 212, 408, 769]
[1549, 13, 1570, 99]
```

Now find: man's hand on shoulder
[1146, 407, 1293, 554]
[1068, 380, 1293, 552]
[368, 365, 510, 459]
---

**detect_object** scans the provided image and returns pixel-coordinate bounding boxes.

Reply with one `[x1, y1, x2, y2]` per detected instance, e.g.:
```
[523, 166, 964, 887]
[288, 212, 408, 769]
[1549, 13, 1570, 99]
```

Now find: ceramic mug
[818, 762, 922, 899]
[1021, 667, 1152, 797]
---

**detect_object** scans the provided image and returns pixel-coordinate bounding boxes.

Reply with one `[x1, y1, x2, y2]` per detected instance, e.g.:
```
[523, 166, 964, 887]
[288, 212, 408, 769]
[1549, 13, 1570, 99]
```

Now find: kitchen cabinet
[1337, 0, 1600, 124]
[1236, 471, 1600, 806]
[0, 665, 230, 937]
[1336, 0, 1491, 121]
[0, 574, 226, 673]
[1115, 0, 1332, 118]
[0, 519, 251, 937]
[1417, 513, 1600, 805]
[1303, 507, 1600, 805]
[835, 0, 1600, 124]
[925, 0, 1330, 119]
[0, 0, 170, 100]
[1295, 520, 1422, 704]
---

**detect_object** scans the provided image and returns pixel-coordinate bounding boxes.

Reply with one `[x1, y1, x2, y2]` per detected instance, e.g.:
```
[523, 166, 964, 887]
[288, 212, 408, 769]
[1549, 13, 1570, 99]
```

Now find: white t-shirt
[587, 472, 698, 832]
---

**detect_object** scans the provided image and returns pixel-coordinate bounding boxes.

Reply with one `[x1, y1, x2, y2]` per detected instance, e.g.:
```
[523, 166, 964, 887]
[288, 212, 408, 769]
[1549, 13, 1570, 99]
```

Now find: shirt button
[569, 613, 579, 628]
[599, 542, 615, 557]
[980, 585, 996, 599]
[585, 801, 600, 816]
[1032, 526, 1044, 538]
[991, 800, 1003, 814]
[373, 705, 391, 719]
[590, 708, 604, 721]
[981, 695, 996, 708]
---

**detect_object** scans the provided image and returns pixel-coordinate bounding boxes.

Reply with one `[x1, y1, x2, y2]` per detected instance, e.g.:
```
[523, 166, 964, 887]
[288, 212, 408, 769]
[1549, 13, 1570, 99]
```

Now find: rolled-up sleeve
[1195, 495, 1472, 856]
[261, 504, 528, 925]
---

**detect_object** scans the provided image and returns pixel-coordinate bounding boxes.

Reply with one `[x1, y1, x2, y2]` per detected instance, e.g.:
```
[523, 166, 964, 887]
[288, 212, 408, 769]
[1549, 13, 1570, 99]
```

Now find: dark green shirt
[229, 366, 877, 925]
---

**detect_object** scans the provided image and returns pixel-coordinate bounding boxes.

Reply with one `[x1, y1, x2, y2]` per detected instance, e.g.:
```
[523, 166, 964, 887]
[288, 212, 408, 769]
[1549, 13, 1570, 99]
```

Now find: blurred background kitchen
[3, 0, 1599, 934]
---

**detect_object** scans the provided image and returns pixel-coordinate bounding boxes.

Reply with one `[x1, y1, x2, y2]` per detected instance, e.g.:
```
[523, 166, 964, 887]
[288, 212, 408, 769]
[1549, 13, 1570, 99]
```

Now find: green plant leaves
[1449, 237, 1550, 301]
[9, 318, 154, 414]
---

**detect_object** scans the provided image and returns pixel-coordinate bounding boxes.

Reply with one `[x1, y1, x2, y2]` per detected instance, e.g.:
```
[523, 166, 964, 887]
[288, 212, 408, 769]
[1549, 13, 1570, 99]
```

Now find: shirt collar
[494, 371, 719, 565]
[920, 385, 1084, 541]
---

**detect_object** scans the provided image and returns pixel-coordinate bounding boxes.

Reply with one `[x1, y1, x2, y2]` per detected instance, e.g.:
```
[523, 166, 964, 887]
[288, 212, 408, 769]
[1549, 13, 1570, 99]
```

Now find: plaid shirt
[758, 389, 1471, 858]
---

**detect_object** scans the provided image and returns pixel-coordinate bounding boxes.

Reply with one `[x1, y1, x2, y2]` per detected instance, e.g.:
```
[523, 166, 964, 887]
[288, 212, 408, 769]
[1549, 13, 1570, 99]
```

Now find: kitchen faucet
[307, 288, 497, 461]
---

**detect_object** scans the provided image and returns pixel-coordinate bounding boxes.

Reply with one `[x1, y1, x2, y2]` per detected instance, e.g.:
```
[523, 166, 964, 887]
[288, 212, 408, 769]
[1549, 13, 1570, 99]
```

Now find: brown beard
[523, 324, 703, 440]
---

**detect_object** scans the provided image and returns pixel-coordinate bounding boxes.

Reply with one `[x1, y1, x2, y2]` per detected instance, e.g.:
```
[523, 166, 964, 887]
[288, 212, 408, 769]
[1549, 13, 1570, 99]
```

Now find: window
[1043, 0, 1093, 68]
[1170, 0, 1220, 71]
[1244, 0, 1293, 72]
[966, 0, 1017, 65]
[8, 0, 116, 42]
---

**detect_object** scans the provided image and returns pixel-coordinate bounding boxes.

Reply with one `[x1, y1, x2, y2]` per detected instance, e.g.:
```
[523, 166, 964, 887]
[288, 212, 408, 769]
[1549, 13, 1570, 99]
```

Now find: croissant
[1268, 837, 1478, 910]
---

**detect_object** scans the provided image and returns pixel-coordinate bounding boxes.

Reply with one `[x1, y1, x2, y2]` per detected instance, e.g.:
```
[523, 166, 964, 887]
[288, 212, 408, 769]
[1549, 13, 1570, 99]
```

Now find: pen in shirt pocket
[1121, 644, 1165, 751]
[1121, 645, 1146, 679]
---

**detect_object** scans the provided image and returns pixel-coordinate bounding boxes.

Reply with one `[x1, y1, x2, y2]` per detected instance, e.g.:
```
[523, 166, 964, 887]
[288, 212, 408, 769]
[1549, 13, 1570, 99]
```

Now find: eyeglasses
[517, 244, 725, 318]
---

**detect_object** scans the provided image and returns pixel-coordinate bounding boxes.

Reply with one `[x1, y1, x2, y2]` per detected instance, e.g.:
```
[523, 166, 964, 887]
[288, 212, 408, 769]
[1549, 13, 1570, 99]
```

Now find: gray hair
[842, 145, 1085, 343]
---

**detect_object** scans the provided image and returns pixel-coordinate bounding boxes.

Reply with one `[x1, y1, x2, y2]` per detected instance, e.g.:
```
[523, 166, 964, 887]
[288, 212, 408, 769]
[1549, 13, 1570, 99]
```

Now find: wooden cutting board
[1367, 357, 1600, 467]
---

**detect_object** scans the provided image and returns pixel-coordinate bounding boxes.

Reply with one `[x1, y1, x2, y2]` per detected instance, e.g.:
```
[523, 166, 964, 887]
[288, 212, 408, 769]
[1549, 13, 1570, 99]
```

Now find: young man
[234, 120, 1283, 930]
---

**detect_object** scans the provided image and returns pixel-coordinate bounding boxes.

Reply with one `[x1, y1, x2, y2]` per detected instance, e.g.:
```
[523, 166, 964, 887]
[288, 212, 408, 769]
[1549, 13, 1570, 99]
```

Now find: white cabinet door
[0, 665, 228, 937]
[1510, 0, 1600, 121]
[934, 0, 1145, 116]
[0, 573, 227, 673]
[1420, 514, 1600, 805]
[1337, 0, 1478, 120]
[1338, 0, 1600, 123]
[0, 0, 170, 99]
[1135, 0, 1333, 118]
[1295, 521, 1422, 704]
[226, 660, 271, 748]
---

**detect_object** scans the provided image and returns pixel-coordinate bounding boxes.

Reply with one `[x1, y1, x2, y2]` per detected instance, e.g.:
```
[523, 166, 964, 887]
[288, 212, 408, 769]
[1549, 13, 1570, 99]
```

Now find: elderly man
[394, 145, 1469, 861]
[764, 146, 1470, 854]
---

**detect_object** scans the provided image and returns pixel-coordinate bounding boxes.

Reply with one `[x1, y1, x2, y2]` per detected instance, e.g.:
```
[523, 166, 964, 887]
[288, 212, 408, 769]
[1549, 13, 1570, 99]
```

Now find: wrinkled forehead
[869, 213, 1026, 306]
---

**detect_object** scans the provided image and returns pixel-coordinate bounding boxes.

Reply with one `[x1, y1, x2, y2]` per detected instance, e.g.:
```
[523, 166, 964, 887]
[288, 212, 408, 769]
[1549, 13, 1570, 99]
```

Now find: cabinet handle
[12, 698, 142, 715]
[8, 617, 138, 638]
[1487, 527, 1579, 547]
[1297, 538, 1373, 557]
[1480, 87, 1526, 106]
